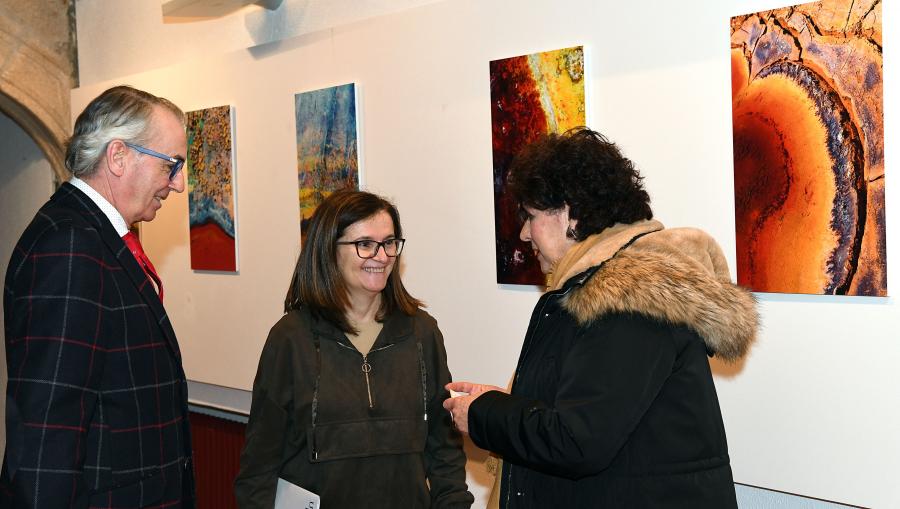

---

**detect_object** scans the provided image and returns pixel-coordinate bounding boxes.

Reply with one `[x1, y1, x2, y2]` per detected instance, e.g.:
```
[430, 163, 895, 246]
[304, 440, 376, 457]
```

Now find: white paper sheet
[274, 477, 320, 509]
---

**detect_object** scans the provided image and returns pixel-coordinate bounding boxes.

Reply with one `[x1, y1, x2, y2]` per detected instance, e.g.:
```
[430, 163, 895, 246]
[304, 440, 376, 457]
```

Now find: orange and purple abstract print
[187, 105, 237, 272]
[731, 0, 884, 296]
[491, 46, 585, 285]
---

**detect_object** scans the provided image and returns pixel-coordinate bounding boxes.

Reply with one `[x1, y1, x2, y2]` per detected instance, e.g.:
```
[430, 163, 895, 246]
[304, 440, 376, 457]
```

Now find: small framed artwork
[186, 104, 238, 272]
[294, 83, 360, 237]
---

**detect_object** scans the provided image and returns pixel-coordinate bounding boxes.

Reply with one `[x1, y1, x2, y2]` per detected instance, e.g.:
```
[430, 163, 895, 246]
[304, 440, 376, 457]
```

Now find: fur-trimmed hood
[549, 220, 758, 362]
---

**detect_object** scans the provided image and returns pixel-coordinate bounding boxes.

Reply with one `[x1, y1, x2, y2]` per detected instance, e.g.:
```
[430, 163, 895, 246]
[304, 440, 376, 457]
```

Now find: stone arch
[0, 0, 77, 182]
[0, 92, 68, 183]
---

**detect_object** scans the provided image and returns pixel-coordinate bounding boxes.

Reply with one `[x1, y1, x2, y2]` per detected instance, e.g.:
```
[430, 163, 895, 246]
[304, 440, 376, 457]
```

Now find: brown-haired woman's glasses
[336, 238, 406, 259]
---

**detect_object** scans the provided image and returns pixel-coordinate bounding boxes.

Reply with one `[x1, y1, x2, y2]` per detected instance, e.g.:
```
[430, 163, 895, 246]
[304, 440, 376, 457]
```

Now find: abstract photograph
[295, 83, 359, 236]
[491, 46, 586, 285]
[731, 0, 884, 296]
[186, 105, 238, 272]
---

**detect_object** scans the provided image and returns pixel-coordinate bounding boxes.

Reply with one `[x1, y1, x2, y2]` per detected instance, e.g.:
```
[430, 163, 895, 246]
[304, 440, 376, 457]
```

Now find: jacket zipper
[505, 285, 575, 509]
[512, 285, 574, 388]
[337, 342, 396, 409]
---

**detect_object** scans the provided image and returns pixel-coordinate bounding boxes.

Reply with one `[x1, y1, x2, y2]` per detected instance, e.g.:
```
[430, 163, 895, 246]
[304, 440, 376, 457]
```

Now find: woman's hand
[442, 381, 507, 435]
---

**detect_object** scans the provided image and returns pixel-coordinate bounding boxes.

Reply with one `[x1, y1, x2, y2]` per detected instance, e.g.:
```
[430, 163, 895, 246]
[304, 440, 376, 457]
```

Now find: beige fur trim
[549, 219, 664, 290]
[561, 227, 758, 362]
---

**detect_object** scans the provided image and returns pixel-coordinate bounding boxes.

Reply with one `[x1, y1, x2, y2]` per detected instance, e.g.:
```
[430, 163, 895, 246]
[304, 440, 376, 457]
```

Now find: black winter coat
[234, 307, 473, 509]
[469, 221, 757, 508]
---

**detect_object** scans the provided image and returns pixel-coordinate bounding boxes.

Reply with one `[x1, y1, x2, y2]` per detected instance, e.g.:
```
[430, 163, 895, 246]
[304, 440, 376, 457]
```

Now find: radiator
[190, 411, 247, 509]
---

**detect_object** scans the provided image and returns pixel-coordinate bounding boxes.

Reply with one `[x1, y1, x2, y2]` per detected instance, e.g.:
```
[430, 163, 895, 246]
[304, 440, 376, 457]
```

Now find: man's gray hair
[65, 85, 185, 178]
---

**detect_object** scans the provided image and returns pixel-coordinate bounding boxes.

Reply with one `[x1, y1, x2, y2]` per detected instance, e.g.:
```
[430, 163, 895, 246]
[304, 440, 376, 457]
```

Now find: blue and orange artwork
[491, 46, 586, 285]
[186, 105, 237, 272]
[731, 0, 885, 295]
[295, 83, 359, 236]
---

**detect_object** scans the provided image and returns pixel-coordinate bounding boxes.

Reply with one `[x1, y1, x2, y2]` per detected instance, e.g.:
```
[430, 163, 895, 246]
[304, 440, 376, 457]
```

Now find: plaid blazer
[1, 183, 194, 508]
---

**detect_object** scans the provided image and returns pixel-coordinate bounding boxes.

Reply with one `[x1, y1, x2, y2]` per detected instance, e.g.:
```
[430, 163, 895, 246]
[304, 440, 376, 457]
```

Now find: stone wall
[0, 0, 77, 182]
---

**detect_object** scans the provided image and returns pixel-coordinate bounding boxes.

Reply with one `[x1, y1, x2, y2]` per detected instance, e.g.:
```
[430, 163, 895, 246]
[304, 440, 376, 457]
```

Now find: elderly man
[1, 86, 194, 508]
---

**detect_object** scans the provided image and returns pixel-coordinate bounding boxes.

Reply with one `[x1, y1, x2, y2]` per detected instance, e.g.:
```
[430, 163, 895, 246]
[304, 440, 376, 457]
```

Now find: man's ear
[105, 140, 127, 177]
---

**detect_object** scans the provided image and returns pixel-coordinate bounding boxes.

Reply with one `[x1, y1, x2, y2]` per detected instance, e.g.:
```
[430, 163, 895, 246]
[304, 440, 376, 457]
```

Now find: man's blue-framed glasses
[124, 142, 185, 180]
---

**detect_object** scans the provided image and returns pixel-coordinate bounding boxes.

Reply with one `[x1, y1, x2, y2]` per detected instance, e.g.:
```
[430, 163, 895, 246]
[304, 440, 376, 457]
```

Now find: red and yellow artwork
[491, 46, 585, 285]
[731, 0, 885, 296]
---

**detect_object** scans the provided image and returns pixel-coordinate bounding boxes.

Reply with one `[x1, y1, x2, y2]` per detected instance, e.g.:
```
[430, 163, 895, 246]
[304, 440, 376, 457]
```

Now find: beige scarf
[548, 219, 664, 290]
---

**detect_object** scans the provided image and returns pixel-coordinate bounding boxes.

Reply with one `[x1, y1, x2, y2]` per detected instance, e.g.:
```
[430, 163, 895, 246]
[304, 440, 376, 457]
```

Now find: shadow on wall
[0, 111, 56, 459]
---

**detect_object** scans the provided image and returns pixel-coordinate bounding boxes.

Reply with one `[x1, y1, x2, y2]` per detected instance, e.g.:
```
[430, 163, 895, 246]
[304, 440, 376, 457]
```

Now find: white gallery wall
[71, 0, 897, 507]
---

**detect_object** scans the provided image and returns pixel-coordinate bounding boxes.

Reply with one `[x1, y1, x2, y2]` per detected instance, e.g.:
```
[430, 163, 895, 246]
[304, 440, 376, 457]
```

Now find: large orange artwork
[731, 0, 885, 296]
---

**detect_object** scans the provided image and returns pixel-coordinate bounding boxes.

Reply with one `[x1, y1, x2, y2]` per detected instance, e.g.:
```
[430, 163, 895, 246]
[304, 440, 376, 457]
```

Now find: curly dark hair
[507, 127, 653, 239]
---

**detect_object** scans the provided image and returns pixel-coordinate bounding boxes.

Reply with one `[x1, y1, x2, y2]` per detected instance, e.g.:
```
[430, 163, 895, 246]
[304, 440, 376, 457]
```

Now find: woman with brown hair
[444, 127, 758, 508]
[236, 189, 473, 508]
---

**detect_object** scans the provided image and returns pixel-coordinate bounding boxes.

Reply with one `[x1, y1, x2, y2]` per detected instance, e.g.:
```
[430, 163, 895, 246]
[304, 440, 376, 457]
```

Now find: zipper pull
[362, 357, 374, 408]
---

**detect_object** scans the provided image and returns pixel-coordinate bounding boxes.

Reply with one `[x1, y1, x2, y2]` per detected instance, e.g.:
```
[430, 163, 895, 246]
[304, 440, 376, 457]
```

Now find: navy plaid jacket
[1, 183, 194, 508]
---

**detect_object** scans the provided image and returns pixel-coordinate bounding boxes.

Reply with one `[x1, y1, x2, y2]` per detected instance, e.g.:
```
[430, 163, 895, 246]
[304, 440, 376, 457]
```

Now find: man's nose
[169, 171, 186, 193]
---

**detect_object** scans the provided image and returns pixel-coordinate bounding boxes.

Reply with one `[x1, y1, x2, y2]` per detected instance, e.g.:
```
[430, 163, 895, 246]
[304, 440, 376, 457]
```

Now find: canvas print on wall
[491, 46, 586, 285]
[731, 0, 885, 296]
[186, 105, 238, 272]
[295, 83, 359, 235]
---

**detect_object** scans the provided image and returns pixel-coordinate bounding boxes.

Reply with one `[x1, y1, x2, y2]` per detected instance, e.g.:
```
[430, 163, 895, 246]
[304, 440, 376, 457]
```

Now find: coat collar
[548, 220, 664, 290]
[556, 220, 758, 362]
[311, 307, 415, 349]
[53, 183, 182, 360]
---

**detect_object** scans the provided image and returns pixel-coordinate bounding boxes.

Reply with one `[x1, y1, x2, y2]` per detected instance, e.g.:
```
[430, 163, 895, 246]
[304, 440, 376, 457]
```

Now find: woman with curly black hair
[444, 127, 758, 508]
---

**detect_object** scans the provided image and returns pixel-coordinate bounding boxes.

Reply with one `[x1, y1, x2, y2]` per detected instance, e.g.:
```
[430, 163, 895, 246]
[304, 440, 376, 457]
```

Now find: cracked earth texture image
[490, 46, 585, 285]
[731, 0, 885, 296]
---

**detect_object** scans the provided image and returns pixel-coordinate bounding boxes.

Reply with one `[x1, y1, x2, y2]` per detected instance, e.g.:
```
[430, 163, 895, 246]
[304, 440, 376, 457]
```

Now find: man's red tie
[122, 231, 164, 302]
